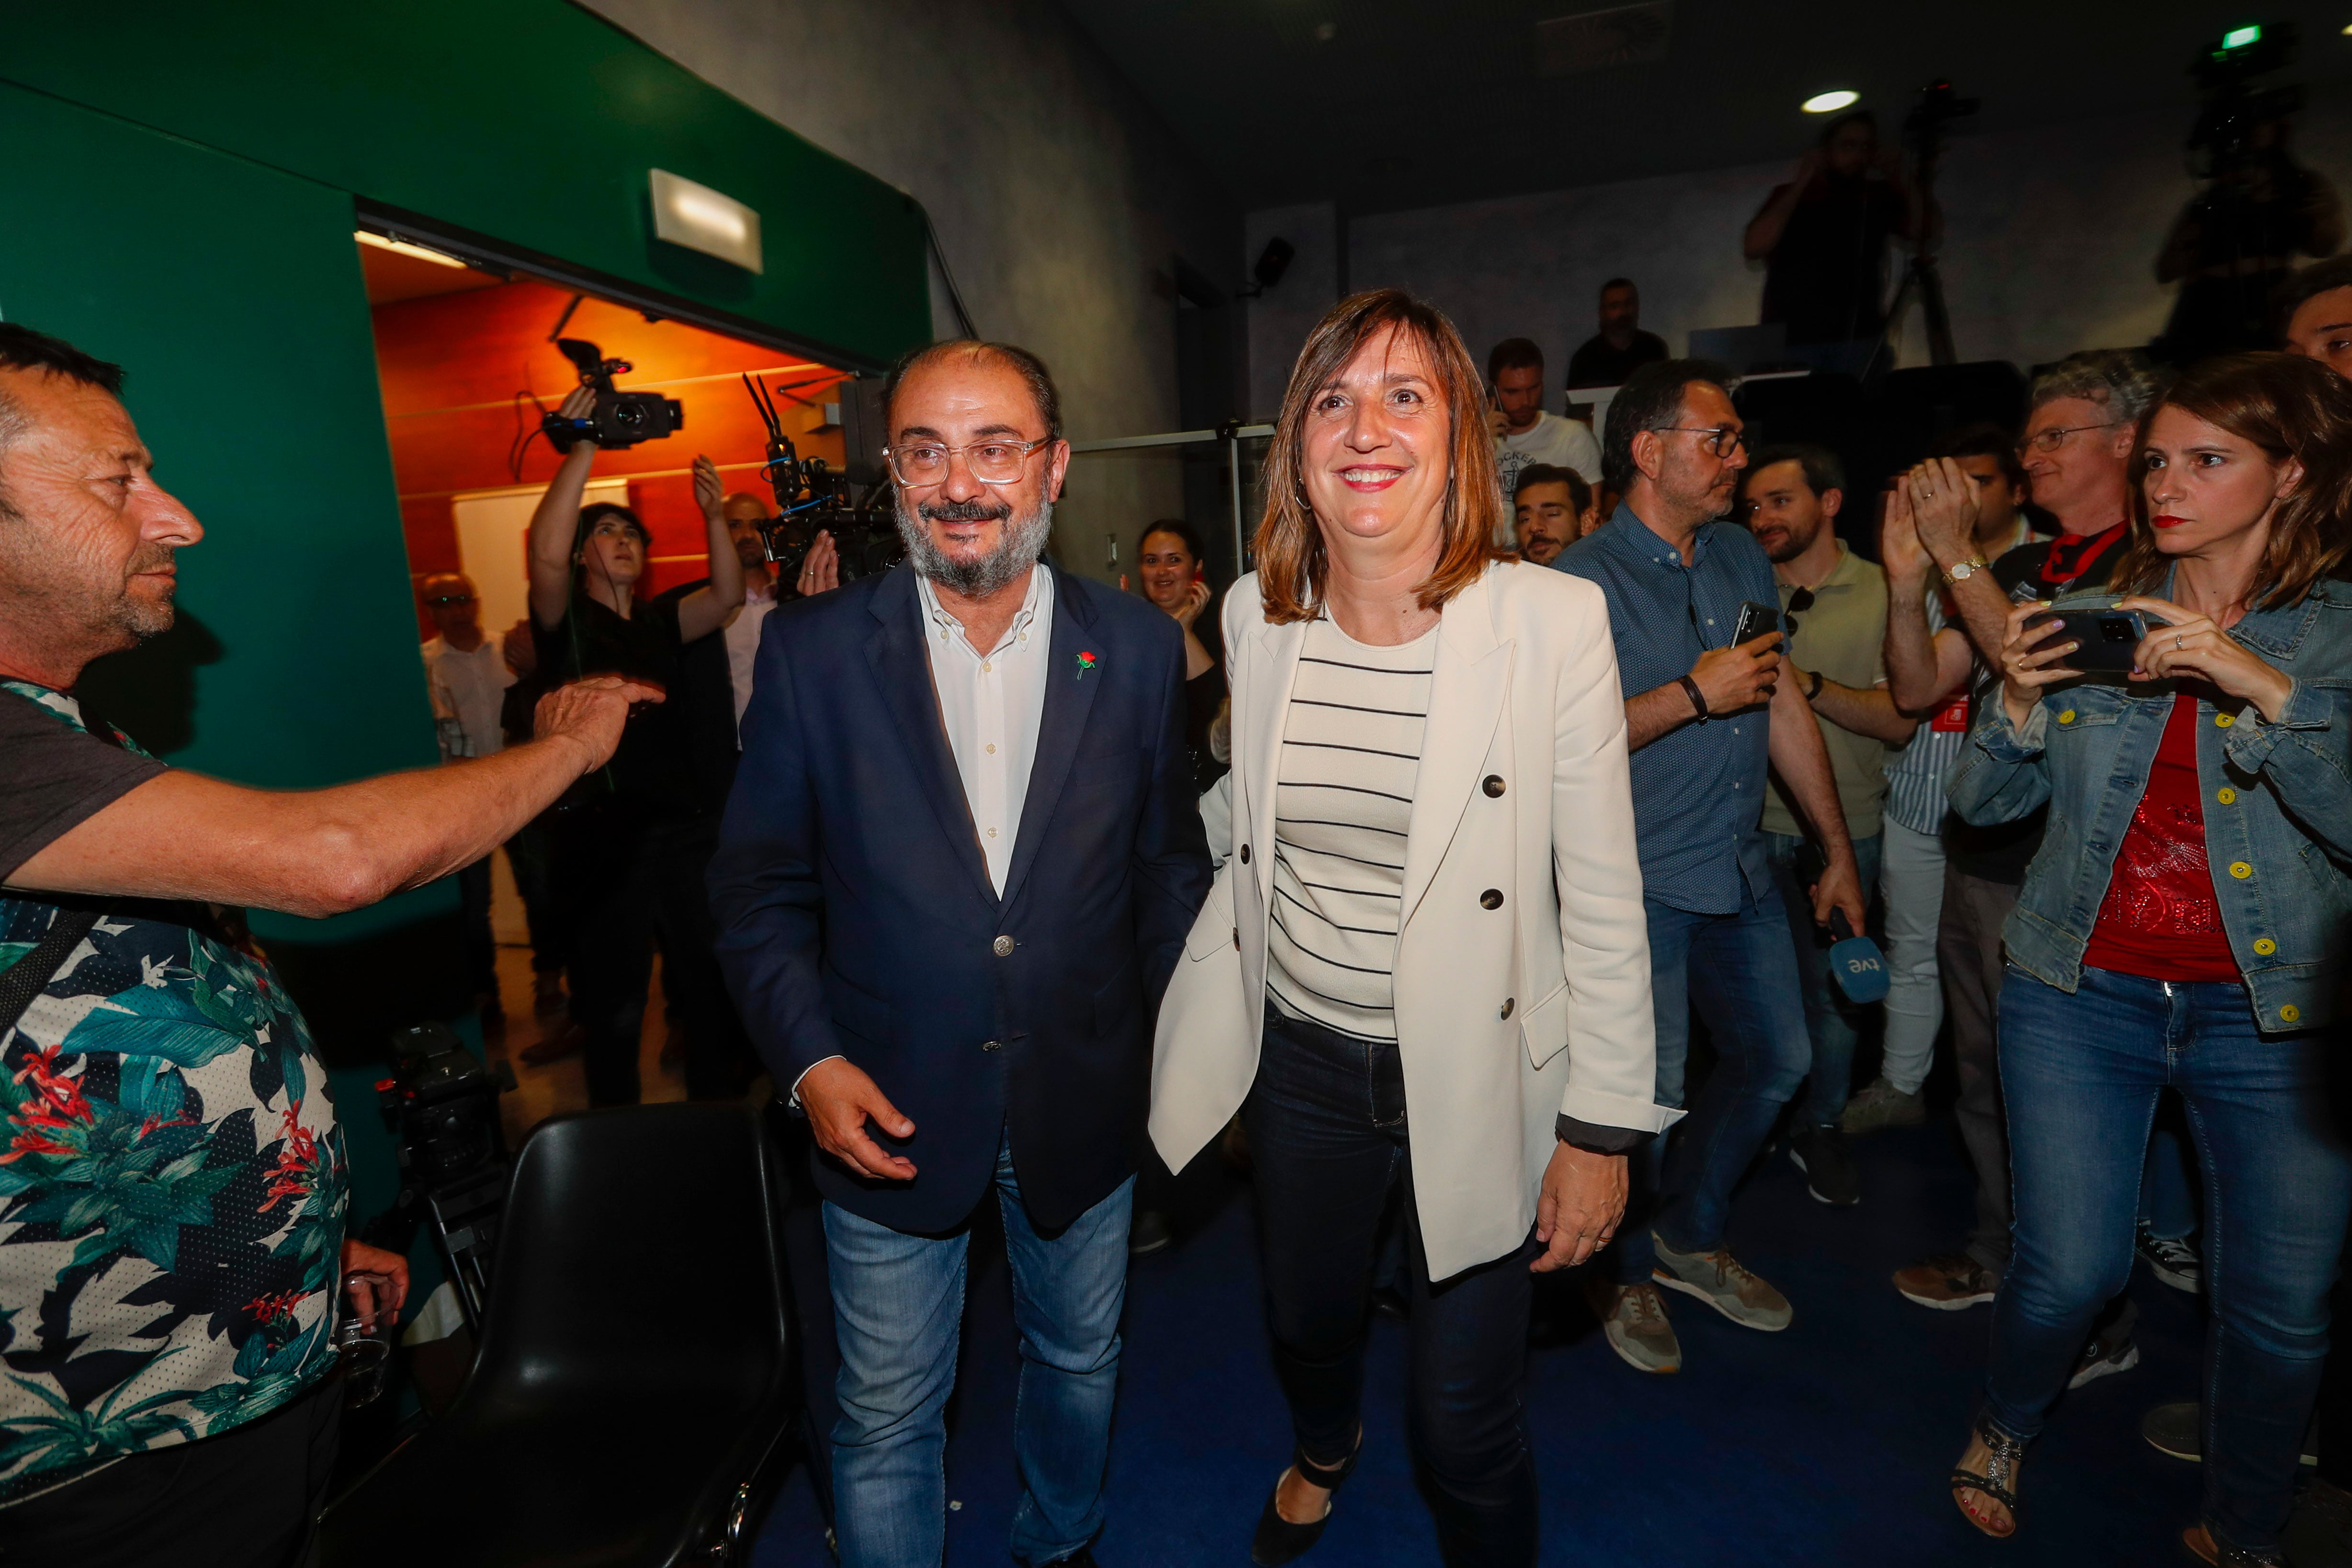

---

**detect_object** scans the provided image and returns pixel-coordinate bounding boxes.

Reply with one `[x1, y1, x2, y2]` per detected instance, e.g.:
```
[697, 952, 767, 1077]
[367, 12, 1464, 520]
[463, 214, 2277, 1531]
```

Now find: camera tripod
[1882, 82, 1975, 368]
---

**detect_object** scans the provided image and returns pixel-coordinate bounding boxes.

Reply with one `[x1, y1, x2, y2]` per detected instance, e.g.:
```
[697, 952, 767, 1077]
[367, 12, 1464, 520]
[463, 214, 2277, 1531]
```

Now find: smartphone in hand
[1731, 599, 1784, 650]
[2022, 608, 2147, 673]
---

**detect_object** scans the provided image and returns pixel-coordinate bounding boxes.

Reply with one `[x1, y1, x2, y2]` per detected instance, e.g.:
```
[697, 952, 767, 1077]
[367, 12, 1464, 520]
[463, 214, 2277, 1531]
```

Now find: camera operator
[519, 388, 744, 1103]
[0, 323, 653, 1564]
[2157, 111, 2343, 362]
[1744, 111, 1927, 349]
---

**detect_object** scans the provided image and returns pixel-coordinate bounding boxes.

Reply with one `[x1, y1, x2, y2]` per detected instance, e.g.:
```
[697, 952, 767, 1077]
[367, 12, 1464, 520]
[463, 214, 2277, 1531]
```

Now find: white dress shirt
[724, 575, 778, 737]
[916, 565, 1054, 896]
[421, 632, 515, 760]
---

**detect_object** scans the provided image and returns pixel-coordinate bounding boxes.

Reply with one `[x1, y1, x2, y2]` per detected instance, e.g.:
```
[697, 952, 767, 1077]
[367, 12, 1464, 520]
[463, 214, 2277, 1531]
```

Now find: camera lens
[2102, 617, 2135, 642]
[615, 402, 646, 432]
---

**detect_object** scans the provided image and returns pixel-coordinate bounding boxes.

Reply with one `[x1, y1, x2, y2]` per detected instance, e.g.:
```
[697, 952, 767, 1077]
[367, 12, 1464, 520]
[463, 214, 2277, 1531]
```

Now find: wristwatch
[1940, 554, 1990, 586]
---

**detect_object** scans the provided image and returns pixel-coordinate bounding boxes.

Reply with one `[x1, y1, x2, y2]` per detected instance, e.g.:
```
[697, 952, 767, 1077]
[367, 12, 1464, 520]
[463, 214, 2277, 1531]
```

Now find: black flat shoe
[1249, 1438, 1361, 1567]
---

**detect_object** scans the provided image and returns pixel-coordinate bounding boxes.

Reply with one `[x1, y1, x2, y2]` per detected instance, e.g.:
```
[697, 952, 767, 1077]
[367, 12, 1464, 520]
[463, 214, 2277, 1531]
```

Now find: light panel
[649, 169, 763, 274]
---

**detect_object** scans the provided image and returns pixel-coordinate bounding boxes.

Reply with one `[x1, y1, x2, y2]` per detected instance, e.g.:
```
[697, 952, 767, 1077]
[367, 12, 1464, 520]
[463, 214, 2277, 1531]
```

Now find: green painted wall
[0, 4, 931, 956]
[1, 0, 931, 368]
[0, 83, 448, 945]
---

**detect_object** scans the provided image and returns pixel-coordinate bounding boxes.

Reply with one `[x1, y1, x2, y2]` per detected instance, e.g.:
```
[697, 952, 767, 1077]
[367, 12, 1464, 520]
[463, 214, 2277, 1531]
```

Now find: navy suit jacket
[709, 562, 1211, 1232]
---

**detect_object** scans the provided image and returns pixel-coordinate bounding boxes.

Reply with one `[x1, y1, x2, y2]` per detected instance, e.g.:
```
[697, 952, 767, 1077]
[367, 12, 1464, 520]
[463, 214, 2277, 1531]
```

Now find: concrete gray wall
[578, 0, 1241, 583]
[1255, 91, 2352, 407]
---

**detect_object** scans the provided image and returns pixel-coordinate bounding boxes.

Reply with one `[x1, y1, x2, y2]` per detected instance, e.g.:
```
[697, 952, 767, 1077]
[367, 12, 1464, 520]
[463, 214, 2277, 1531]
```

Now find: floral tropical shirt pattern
[0, 681, 348, 1505]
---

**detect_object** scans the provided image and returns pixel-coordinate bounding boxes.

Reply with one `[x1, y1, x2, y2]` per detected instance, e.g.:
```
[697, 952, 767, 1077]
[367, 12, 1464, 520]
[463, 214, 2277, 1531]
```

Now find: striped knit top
[1266, 617, 1437, 1041]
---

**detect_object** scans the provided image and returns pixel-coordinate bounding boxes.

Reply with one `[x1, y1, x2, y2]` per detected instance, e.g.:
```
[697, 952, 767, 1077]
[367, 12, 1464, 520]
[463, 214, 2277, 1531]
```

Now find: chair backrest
[465, 1104, 791, 1404]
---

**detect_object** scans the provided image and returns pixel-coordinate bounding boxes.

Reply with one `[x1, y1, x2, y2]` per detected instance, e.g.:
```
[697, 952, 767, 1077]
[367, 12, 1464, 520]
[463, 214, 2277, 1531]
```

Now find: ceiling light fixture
[356, 231, 465, 268]
[1802, 90, 1859, 114]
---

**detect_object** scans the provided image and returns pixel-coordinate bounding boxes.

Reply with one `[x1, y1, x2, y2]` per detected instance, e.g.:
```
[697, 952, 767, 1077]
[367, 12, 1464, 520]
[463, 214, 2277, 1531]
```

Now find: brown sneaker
[1895, 1251, 2001, 1310]
[1583, 1277, 1682, 1374]
[1651, 1236, 1792, 1331]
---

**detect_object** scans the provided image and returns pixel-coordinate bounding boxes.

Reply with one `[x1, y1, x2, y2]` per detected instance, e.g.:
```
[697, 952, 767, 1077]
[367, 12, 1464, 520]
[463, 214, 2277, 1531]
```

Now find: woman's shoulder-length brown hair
[2118, 351, 2352, 611]
[1253, 289, 1504, 625]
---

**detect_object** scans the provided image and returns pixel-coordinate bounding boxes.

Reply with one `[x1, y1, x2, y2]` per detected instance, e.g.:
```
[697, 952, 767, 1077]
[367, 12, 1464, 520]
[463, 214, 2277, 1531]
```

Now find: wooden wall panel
[372, 275, 846, 634]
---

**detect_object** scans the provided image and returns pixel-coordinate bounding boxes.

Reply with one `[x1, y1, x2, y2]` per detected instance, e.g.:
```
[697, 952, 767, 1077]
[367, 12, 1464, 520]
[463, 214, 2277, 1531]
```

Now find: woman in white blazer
[1148, 291, 1675, 1568]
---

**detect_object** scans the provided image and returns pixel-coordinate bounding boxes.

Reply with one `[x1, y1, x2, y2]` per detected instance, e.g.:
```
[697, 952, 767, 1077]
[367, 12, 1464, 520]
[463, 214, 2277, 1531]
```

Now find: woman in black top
[1135, 518, 1226, 791]
[522, 385, 744, 1103]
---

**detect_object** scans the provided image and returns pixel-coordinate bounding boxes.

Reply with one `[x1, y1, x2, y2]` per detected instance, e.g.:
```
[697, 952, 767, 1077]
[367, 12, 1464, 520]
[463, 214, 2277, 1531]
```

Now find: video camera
[375, 1022, 512, 1331]
[1901, 79, 1978, 154]
[742, 372, 903, 592]
[541, 337, 685, 452]
[2188, 21, 2303, 178]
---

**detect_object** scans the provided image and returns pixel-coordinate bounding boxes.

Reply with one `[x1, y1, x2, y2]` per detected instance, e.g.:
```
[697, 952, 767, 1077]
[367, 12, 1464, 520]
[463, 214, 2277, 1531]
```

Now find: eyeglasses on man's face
[884, 436, 1053, 488]
[2016, 420, 2125, 457]
[1651, 424, 1748, 459]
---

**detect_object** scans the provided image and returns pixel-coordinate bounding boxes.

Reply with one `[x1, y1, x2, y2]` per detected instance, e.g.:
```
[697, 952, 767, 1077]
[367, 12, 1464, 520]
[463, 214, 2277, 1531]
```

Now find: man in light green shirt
[1740, 445, 1919, 1205]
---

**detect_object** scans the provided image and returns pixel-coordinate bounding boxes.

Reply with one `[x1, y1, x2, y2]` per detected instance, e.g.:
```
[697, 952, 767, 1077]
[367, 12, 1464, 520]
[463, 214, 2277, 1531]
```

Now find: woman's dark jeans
[1987, 966, 2352, 1555]
[1245, 1006, 1539, 1567]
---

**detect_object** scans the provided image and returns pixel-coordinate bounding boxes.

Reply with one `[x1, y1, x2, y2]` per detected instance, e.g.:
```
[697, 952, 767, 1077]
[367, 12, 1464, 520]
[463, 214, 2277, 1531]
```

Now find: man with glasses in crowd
[1557, 360, 1865, 1375]
[709, 339, 1209, 1568]
[1877, 352, 2167, 1391]
[1740, 444, 1916, 1208]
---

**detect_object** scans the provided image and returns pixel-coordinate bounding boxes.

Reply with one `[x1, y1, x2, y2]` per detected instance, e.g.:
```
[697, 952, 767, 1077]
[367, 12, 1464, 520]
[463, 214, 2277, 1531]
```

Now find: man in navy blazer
[710, 340, 1209, 1568]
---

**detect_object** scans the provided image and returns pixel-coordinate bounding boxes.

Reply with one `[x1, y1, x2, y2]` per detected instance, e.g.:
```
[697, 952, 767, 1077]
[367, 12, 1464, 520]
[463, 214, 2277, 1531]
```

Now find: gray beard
[895, 495, 1054, 599]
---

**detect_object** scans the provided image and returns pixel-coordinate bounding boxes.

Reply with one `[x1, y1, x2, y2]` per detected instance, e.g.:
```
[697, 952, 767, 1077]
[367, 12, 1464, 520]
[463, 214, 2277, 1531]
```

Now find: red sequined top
[2081, 693, 2240, 982]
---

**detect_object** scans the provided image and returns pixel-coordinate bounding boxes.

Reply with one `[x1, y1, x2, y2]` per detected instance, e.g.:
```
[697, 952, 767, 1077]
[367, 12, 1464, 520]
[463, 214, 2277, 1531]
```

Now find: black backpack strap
[0, 904, 102, 1042]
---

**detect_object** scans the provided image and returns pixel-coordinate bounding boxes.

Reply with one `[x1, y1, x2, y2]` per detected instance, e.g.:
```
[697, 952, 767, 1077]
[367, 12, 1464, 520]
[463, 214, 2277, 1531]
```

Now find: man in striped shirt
[1857, 425, 2040, 1139]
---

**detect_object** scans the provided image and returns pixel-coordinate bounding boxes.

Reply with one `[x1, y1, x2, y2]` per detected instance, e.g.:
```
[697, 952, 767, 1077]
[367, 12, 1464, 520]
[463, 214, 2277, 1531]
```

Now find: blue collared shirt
[1555, 504, 1776, 914]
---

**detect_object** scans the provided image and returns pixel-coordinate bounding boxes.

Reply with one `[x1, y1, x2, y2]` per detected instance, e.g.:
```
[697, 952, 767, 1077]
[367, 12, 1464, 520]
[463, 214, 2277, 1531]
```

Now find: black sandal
[1949, 1415, 2025, 1537]
[1249, 1435, 1362, 1567]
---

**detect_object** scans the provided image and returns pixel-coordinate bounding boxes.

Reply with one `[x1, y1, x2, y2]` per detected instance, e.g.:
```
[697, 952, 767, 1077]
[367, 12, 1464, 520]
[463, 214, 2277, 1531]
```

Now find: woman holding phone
[1135, 518, 1226, 789]
[1944, 353, 2352, 1566]
[1150, 291, 1672, 1565]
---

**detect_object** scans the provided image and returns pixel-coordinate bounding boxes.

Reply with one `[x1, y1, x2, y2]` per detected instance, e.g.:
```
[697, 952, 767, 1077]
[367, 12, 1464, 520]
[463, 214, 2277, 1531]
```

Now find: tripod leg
[1920, 256, 1957, 367]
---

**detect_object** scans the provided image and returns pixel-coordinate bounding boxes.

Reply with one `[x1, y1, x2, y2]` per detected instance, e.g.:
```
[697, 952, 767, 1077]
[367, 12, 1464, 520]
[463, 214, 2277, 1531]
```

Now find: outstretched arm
[672, 453, 749, 643]
[11, 679, 655, 919]
[527, 387, 599, 632]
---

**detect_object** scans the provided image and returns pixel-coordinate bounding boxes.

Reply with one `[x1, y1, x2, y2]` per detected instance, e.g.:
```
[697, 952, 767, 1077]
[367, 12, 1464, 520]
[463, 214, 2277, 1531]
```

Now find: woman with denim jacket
[1943, 353, 2352, 1565]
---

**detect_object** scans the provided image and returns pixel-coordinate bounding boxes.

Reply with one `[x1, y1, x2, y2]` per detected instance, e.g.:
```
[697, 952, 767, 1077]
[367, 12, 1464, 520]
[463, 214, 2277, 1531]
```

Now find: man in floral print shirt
[0, 324, 655, 1566]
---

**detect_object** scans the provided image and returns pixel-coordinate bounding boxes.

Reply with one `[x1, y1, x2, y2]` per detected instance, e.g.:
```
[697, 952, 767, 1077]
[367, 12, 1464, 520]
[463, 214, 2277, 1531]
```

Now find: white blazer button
[1480, 889, 1504, 910]
[1240, 843, 1252, 864]
[1482, 775, 1506, 797]
[1499, 998, 1515, 1020]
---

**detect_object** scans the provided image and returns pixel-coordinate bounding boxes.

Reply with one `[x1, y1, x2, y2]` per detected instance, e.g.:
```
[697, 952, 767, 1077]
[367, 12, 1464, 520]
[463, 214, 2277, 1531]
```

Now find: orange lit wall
[372, 277, 845, 635]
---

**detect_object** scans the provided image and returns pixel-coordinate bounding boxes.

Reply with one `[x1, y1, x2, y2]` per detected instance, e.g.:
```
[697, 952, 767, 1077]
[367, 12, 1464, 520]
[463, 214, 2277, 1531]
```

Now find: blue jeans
[1615, 888, 1812, 1284]
[2143, 1116, 2200, 1242]
[1986, 966, 2352, 1555]
[1763, 830, 1885, 1128]
[823, 1134, 1133, 1568]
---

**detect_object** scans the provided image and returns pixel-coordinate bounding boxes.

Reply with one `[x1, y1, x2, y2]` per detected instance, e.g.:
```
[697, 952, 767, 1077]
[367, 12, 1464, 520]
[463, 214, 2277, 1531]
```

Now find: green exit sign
[2221, 24, 2262, 48]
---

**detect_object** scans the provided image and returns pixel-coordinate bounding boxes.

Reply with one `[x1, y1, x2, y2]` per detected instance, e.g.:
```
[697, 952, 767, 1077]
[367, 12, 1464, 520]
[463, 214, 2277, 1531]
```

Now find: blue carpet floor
[750, 1118, 2209, 1567]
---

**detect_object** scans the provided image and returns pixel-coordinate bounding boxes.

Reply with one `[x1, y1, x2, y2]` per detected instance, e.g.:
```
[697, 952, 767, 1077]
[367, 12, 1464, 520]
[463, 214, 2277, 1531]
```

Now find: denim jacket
[1946, 575, 2352, 1032]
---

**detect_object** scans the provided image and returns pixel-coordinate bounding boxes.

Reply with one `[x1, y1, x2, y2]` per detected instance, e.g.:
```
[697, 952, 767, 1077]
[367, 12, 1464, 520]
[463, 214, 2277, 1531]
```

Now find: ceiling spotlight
[1802, 90, 1860, 114]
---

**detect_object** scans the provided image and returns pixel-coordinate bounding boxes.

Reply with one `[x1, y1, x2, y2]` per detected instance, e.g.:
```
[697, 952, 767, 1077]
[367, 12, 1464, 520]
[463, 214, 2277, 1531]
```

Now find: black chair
[320, 1103, 796, 1567]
